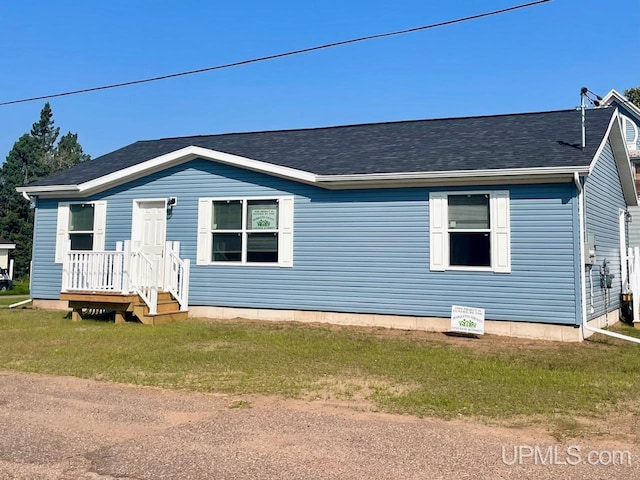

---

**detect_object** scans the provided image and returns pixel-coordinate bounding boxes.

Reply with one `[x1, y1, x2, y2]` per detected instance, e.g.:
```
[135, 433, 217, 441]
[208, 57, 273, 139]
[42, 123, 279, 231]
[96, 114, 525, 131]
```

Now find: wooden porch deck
[61, 291, 188, 325]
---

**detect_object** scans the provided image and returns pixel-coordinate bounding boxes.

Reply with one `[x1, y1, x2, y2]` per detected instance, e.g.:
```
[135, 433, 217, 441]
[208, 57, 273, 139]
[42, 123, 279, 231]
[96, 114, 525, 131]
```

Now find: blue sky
[1, 0, 638, 163]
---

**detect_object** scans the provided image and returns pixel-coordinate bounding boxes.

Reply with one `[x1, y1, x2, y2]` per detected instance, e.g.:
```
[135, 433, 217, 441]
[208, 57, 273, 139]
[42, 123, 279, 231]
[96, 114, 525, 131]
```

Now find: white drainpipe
[574, 172, 640, 345]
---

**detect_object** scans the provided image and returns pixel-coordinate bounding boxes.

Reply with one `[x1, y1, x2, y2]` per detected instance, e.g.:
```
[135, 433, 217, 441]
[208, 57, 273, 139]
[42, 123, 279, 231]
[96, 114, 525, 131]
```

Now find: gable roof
[20, 107, 628, 196]
[601, 89, 640, 120]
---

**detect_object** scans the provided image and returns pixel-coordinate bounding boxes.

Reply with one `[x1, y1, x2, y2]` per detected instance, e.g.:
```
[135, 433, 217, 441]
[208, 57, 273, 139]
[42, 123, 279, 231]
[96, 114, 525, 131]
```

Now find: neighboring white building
[0, 237, 15, 275]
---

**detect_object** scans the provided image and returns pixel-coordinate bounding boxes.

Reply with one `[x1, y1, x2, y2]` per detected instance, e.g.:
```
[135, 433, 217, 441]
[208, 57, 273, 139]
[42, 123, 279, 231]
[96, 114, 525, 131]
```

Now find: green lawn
[0, 296, 30, 307]
[1, 309, 639, 438]
[0, 277, 30, 296]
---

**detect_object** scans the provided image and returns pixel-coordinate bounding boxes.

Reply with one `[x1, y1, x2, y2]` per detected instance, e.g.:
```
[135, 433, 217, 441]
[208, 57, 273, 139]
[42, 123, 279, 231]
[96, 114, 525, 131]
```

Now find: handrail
[129, 249, 158, 315]
[164, 241, 190, 311]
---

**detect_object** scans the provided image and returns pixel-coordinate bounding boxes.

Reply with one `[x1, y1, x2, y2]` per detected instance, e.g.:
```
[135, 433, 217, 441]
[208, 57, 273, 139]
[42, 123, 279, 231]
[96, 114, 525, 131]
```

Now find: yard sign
[451, 305, 485, 335]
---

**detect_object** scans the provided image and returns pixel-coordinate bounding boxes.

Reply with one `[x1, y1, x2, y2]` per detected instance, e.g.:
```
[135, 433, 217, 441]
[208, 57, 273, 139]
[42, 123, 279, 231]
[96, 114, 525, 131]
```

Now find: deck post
[181, 258, 190, 311]
[71, 309, 83, 322]
[61, 240, 71, 292]
[122, 240, 131, 294]
[164, 241, 173, 293]
[114, 311, 126, 324]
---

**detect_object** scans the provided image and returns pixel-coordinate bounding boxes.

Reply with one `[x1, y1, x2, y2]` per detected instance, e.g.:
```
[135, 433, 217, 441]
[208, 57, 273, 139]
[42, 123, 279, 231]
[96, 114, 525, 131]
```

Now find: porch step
[62, 291, 188, 326]
[132, 296, 187, 325]
[133, 308, 189, 325]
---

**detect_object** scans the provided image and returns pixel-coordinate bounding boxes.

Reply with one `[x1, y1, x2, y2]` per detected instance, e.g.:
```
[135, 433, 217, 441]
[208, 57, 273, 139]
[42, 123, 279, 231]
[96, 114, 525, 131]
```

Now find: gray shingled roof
[29, 107, 614, 187]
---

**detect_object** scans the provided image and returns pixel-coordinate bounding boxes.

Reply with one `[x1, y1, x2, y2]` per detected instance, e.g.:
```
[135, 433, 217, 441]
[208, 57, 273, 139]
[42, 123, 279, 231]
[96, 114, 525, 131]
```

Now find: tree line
[0, 103, 90, 277]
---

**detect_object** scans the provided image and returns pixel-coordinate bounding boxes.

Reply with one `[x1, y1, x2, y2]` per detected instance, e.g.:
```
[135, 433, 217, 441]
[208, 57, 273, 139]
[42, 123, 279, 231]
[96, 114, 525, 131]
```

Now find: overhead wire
[0, 0, 552, 107]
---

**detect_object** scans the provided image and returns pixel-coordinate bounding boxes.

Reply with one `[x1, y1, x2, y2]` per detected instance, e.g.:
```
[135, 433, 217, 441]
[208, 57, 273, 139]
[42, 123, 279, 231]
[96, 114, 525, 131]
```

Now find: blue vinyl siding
[31, 158, 580, 325]
[628, 206, 640, 247]
[584, 139, 627, 320]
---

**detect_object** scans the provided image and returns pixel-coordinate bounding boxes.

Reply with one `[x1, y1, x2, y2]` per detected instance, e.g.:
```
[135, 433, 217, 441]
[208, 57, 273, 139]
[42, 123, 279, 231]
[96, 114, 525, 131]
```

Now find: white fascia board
[20, 146, 318, 197]
[18, 185, 79, 194]
[77, 146, 318, 194]
[587, 109, 638, 206]
[315, 166, 590, 189]
[0, 244, 16, 249]
[600, 89, 640, 120]
[609, 114, 638, 206]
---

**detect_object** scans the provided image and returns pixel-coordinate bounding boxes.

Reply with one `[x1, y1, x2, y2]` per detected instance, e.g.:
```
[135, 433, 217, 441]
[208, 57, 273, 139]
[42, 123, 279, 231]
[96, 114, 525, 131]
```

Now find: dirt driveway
[0, 371, 637, 479]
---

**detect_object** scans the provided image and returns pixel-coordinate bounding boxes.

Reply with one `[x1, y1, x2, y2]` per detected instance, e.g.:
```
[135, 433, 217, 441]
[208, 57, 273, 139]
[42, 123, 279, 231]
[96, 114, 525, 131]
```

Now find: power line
[0, 0, 552, 107]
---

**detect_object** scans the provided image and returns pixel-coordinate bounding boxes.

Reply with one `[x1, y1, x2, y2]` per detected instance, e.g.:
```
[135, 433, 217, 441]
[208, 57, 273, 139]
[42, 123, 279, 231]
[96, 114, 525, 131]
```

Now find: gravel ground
[0, 371, 637, 479]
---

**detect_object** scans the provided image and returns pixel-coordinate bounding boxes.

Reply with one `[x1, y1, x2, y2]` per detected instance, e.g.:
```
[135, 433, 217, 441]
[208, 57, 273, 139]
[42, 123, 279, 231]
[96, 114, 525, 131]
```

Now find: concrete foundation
[189, 306, 587, 342]
[35, 299, 623, 342]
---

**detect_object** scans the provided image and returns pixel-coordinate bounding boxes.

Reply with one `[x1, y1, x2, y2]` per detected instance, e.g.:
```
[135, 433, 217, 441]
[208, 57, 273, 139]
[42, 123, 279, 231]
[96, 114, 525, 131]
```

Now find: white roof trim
[588, 108, 637, 206]
[600, 89, 640, 120]
[0, 243, 16, 249]
[19, 184, 80, 193]
[17, 144, 605, 196]
[18, 146, 318, 196]
[316, 166, 590, 183]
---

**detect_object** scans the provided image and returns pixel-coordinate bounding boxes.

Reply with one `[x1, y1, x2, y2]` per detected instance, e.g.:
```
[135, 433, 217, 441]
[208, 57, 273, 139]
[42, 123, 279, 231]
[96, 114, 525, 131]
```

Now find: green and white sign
[250, 208, 278, 229]
[451, 305, 485, 335]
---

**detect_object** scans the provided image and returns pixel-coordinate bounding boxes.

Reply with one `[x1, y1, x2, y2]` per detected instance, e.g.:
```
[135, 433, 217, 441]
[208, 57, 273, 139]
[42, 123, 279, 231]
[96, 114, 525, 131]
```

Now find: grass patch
[0, 277, 30, 296]
[1, 309, 639, 437]
[0, 296, 30, 307]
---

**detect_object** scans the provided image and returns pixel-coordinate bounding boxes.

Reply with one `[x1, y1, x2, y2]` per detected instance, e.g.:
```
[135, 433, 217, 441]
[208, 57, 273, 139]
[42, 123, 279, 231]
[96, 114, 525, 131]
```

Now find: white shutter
[278, 196, 294, 267]
[429, 192, 447, 271]
[197, 199, 212, 265]
[93, 201, 107, 251]
[491, 191, 511, 273]
[55, 203, 70, 263]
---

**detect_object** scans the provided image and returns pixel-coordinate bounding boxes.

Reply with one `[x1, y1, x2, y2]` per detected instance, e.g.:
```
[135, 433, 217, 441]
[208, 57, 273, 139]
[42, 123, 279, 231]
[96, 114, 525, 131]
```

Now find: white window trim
[54, 201, 107, 263]
[429, 190, 511, 273]
[197, 196, 294, 267]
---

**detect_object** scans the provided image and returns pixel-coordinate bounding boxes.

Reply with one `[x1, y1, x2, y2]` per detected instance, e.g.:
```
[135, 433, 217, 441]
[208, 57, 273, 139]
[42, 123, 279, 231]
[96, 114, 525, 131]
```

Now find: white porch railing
[628, 247, 640, 324]
[62, 240, 190, 316]
[129, 247, 158, 315]
[63, 249, 125, 292]
[164, 241, 190, 312]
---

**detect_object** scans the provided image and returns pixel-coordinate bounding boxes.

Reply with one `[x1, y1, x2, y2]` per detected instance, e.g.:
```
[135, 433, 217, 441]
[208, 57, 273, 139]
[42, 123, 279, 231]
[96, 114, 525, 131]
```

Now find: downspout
[575, 172, 640, 345]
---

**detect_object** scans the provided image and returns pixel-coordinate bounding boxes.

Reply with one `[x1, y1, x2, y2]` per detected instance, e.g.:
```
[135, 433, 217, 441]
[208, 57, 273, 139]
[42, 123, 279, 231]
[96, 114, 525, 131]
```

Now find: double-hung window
[429, 191, 510, 273]
[55, 201, 107, 263]
[69, 204, 96, 251]
[197, 197, 294, 267]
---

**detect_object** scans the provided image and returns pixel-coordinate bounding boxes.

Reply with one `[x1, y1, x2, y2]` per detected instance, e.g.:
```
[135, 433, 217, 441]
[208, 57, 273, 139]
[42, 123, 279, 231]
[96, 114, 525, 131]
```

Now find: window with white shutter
[54, 201, 107, 263]
[429, 191, 510, 273]
[197, 196, 294, 267]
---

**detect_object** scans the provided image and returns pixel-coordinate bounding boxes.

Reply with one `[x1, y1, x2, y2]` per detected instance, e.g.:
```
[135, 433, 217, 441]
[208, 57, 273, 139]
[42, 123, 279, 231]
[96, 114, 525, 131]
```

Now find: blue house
[19, 104, 637, 340]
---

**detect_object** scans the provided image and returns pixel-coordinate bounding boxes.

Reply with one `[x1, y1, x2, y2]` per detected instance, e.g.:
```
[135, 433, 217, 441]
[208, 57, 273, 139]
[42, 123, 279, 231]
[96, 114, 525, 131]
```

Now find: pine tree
[30, 102, 60, 171]
[52, 132, 91, 172]
[0, 135, 48, 276]
[0, 103, 90, 278]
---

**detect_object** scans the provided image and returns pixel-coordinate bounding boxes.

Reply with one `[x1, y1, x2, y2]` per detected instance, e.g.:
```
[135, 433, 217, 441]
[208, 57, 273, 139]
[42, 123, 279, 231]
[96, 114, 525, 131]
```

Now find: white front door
[132, 200, 167, 288]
